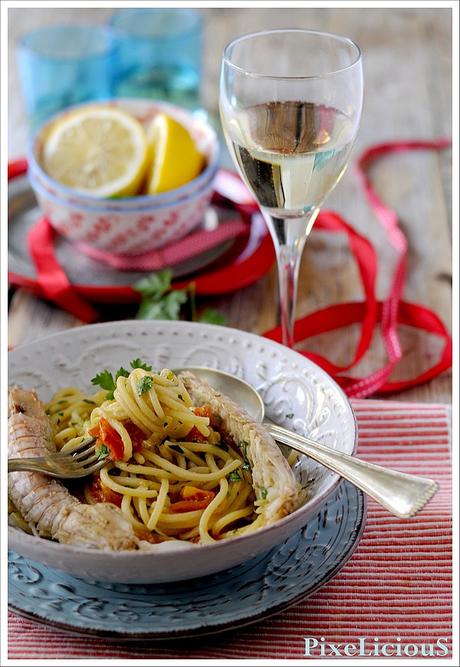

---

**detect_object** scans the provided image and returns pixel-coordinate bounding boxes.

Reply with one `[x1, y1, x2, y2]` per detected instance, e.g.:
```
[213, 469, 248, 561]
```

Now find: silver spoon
[178, 367, 438, 518]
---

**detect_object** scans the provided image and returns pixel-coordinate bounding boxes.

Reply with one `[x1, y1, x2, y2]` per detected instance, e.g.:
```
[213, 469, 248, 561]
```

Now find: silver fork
[7, 437, 106, 479]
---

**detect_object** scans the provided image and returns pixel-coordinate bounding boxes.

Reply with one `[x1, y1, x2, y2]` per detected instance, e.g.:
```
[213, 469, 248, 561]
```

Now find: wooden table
[8, 7, 452, 403]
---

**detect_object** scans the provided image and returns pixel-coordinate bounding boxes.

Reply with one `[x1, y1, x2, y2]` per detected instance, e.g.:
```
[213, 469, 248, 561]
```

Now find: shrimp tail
[8, 386, 139, 551]
[179, 371, 302, 525]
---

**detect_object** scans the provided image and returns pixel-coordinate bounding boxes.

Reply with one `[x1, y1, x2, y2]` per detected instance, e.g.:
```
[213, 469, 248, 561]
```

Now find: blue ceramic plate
[9, 481, 366, 640]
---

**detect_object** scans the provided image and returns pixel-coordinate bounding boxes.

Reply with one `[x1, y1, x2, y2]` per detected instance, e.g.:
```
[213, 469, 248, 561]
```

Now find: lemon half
[42, 105, 149, 198]
[146, 113, 205, 195]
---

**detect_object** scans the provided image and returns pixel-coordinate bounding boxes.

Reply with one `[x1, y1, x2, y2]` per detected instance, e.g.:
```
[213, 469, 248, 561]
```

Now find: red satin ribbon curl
[265, 139, 452, 397]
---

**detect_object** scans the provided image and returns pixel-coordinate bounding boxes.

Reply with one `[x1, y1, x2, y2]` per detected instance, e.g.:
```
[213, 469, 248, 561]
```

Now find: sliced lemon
[146, 113, 205, 195]
[42, 105, 149, 198]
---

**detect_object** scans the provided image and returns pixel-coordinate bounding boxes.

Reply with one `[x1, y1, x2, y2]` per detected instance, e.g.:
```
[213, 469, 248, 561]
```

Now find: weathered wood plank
[8, 290, 81, 349]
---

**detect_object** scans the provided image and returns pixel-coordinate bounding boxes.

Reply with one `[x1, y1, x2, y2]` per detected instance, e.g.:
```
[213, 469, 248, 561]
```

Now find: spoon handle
[266, 423, 438, 518]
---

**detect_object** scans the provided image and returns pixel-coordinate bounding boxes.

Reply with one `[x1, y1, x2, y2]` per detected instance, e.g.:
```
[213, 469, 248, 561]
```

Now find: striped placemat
[8, 399, 452, 660]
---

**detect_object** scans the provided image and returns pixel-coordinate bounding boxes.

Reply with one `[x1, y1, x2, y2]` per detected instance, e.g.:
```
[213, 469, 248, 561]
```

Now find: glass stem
[264, 210, 319, 348]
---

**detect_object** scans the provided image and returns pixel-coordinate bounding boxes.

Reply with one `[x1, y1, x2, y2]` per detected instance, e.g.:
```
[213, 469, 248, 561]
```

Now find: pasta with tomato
[44, 365, 279, 544]
[9, 362, 301, 549]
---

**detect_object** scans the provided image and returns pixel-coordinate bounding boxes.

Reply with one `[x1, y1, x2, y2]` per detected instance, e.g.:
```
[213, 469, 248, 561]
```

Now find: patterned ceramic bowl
[29, 170, 215, 256]
[28, 100, 219, 255]
[8, 321, 358, 583]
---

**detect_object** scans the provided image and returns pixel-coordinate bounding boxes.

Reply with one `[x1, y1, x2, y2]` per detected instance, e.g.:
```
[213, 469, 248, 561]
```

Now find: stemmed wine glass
[219, 30, 363, 347]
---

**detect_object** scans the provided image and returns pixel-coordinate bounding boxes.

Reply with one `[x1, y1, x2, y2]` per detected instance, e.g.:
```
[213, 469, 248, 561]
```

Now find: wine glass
[219, 29, 363, 347]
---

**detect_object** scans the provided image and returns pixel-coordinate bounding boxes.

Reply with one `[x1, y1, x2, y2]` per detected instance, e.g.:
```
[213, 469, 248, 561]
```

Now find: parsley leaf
[91, 369, 115, 392]
[137, 376, 153, 396]
[242, 461, 250, 470]
[134, 270, 187, 321]
[136, 289, 188, 321]
[134, 270, 173, 298]
[228, 470, 242, 482]
[133, 269, 226, 324]
[260, 486, 268, 500]
[97, 444, 109, 460]
[285, 413, 294, 419]
[115, 367, 130, 381]
[91, 362, 149, 399]
[198, 308, 227, 325]
[131, 359, 152, 372]
[91, 370, 119, 398]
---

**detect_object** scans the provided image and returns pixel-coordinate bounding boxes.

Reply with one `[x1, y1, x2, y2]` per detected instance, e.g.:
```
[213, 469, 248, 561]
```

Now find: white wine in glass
[220, 30, 363, 347]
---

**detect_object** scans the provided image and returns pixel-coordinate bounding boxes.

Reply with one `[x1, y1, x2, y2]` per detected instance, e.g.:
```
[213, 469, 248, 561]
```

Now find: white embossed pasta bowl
[27, 99, 219, 255]
[8, 321, 356, 583]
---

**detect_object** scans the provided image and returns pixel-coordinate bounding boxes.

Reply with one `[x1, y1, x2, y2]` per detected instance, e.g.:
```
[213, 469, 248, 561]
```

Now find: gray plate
[9, 481, 366, 640]
[8, 175, 238, 285]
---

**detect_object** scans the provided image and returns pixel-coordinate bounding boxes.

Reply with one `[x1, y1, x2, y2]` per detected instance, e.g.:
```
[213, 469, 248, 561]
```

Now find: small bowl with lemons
[28, 99, 219, 256]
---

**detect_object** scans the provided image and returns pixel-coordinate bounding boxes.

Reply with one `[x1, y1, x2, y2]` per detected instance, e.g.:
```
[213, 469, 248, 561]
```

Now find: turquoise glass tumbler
[17, 25, 118, 128]
[109, 8, 203, 109]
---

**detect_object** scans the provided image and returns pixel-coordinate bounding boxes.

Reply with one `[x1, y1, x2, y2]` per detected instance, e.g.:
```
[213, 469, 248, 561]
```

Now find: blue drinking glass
[17, 24, 119, 129]
[109, 8, 203, 109]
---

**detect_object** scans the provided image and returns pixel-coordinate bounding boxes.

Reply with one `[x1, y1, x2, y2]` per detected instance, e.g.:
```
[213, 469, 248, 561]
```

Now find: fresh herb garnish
[142, 289, 189, 320]
[197, 308, 227, 325]
[169, 444, 184, 454]
[91, 359, 152, 399]
[260, 487, 268, 500]
[134, 270, 173, 299]
[131, 359, 153, 372]
[228, 470, 242, 482]
[137, 376, 153, 396]
[242, 462, 250, 470]
[134, 270, 188, 320]
[91, 369, 118, 399]
[97, 444, 109, 460]
[133, 269, 226, 325]
[285, 413, 294, 419]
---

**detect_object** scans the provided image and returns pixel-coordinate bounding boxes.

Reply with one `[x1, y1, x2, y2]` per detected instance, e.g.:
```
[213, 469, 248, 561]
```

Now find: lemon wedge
[146, 113, 205, 194]
[42, 105, 149, 198]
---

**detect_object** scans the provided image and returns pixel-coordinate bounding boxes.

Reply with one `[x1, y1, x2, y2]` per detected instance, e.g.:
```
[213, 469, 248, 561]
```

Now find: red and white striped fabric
[8, 399, 452, 660]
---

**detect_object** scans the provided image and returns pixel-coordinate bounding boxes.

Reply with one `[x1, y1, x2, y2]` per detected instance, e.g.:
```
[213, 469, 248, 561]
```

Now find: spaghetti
[45, 367, 258, 544]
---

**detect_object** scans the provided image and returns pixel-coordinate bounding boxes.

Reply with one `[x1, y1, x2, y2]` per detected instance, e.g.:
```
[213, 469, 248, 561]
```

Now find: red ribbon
[8, 159, 28, 181]
[9, 139, 452, 397]
[27, 218, 99, 323]
[264, 139, 452, 397]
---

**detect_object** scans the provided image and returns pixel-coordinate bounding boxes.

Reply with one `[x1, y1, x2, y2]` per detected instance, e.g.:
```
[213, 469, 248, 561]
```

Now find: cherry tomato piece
[185, 426, 208, 442]
[98, 418, 125, 461]
[89, 475, 123, 507]
[124, 421, 146, 451]
[169, 486, 215, 513]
